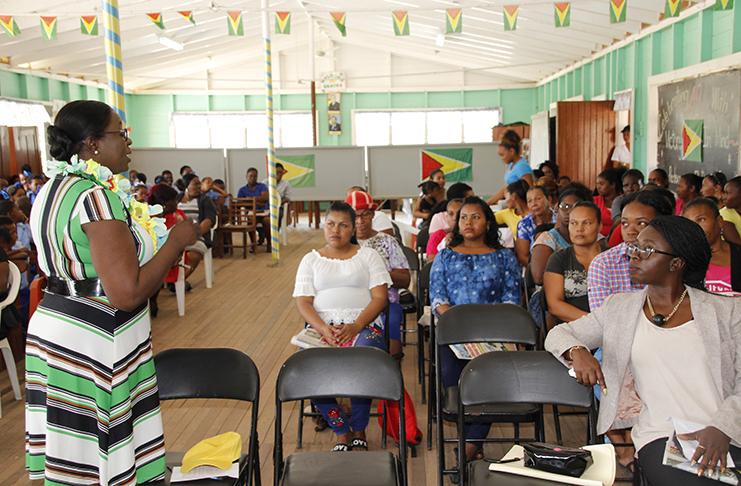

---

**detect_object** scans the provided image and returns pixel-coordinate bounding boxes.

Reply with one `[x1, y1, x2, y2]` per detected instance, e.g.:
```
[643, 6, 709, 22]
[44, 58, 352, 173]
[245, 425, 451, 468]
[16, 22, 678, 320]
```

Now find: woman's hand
[168, 219, 199, 251]
[316, 325, 338, 347]
[678, 426, 731, 477]
[569, 347, 605, 389]
[333, 322, 362, 346]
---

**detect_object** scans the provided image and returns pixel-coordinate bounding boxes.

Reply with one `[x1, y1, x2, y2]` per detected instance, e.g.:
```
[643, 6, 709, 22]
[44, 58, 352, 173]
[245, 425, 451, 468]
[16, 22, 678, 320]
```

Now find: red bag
[377, 388, 423, 455]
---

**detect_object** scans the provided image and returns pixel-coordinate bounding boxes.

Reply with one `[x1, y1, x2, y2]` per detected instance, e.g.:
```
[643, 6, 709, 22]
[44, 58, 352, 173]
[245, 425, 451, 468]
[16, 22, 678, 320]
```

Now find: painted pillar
[262, 0, 280, 263]
[102, 0, 126, 124]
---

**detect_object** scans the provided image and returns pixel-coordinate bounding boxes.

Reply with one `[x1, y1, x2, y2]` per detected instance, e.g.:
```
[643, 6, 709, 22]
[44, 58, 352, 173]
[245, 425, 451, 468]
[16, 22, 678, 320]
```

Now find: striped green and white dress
[26, 174, 166, 486]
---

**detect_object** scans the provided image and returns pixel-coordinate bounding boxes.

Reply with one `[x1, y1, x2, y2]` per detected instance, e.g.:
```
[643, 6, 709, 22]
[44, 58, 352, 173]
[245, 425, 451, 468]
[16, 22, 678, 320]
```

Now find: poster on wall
[327, 93, 341, 112]
[328, 114, 342, 135]
[320, 72, 345, 93]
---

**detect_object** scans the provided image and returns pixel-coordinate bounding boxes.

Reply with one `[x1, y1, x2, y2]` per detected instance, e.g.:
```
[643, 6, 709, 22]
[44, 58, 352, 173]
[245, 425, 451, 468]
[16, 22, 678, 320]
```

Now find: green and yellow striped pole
[102, 0, 126, 124]
[262, 0, 280, 264]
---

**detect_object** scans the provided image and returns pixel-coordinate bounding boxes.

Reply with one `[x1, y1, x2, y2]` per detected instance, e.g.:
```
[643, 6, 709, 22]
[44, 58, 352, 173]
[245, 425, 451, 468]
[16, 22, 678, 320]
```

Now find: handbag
[522, 442, 594, 478]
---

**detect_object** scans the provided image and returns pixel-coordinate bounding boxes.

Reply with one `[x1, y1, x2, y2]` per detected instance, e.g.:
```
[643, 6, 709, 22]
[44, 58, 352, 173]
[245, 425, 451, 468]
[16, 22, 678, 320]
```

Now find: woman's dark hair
[622, 168, 645, 184]
[8, 175, 19, 185]
[620, 190, 674, 217]
[727, 176, 741, 191]
[705, 171, 727, 189]
[507, 179, 529, 201]
[446, 182, 472, 200]
[539, 161, 560, 179]
[449, 196, 502, 250]
[570, 201, 602, 222]
[533, 169, 544, 179]
[558, 175, 571, 184]
[648, 216, 711, 290]
[180, 165, 191, 176]
[651, 168, 669, 182]
[527, 184, 550, 200]
[429, 169, 444, 181]
[162, 170, 173, 177]
[418, 180, 441, 195]
[683, 197, 721, 218]
[0, 226, 12, 246]
[47, 100, 112, 162]
[680, 173, 703, 195]
[182, 172, 199, 188]
[499, 129, 521, 155]
[147, 184, 178, 206]
[641, 184, 676, 212]
[136, 172, 147, 184]
[559, 185, 592, 204]
[597, 168, 622, 194]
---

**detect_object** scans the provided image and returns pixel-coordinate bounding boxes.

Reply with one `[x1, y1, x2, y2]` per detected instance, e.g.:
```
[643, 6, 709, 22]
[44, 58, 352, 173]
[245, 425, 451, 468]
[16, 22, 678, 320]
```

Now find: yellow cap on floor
[181, 432, 242, 473]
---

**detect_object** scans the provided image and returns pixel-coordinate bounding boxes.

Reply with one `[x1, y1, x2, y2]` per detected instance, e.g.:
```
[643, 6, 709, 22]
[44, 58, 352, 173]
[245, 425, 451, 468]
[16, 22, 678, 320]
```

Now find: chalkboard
[657, 70, 741, 183]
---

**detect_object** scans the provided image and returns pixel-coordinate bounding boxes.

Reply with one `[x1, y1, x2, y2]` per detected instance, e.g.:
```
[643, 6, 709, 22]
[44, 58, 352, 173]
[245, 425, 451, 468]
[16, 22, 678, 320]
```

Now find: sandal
[349, 438, 368, 451]
[331, 443, 349, 452]
[617, 461, 636, 476]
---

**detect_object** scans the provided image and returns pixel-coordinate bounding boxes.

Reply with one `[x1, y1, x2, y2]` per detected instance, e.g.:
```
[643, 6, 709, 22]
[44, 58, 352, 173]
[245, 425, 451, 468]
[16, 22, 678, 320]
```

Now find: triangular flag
[80, 16, 98, 35]
[227, 11, 243, 36]
[554, 3, 571, 27]
[276, 155, 315, 187]
[178, 11, 195, 25]
[421, 149, 473, 182]
[715, 0, 734, 10]
[504, 6, 519, 31]
[610, 0, 627, 23]
[147, 13, 165, 29]
[392, 11, 409, 36]
[0, 16, 20, 37]
[682, 120, 703, 162]
[446, 8, 462, 34]
[275, 12, 291, 34]
[665, 0, 682, 17]
[331, 12, 346, 36]
[40, 16, 57, 40]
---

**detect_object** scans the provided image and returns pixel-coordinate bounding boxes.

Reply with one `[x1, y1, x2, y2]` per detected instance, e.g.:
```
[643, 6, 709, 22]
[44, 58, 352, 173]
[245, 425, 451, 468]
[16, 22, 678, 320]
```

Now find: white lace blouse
[293, 247, 392, 328]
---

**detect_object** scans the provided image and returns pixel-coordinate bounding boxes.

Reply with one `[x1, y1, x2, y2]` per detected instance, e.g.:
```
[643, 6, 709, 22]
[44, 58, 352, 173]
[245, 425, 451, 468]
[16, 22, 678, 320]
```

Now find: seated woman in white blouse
[293, 201, 391, 453]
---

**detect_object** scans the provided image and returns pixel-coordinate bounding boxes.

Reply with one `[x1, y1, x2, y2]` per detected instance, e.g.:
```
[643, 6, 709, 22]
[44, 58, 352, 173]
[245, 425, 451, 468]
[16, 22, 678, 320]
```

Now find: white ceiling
[0, 0, 673, 94]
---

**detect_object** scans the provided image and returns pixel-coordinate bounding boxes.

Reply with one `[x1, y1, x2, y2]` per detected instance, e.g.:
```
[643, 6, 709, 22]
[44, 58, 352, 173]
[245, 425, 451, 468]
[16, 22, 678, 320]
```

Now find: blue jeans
[387, 302, 402, 341]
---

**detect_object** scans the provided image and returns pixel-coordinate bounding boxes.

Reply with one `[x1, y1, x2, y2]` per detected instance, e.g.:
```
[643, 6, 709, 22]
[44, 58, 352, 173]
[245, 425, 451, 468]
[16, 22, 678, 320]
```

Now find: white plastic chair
[203, 218, 216, 289]
[174, 254, 186, 317]
[280, 202, 289, 246]
[0, 262, 23, 419]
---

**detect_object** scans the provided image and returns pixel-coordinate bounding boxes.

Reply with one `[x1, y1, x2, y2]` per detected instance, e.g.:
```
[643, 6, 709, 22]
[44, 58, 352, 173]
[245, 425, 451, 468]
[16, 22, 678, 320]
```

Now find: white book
[290, 327, 360, 349]
[170, 462, 239, 483]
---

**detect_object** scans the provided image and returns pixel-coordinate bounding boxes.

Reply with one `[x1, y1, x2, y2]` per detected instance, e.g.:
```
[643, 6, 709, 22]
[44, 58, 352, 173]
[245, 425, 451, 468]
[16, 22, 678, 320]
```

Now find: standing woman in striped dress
[26, 100, 198, 485]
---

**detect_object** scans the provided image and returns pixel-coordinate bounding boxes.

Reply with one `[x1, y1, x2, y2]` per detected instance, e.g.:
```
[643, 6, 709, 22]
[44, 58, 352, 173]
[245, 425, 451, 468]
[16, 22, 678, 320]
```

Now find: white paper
[671, 417, 735, 469]
[170, 462, 239, 483]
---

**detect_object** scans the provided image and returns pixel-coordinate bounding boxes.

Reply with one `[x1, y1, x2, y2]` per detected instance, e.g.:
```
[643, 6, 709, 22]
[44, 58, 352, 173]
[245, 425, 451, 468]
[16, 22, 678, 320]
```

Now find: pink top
[426, 229, 447, 256]
[593, 196, 613, 237]
[705, 264, 741, 296]
[675, 199, 684, 215]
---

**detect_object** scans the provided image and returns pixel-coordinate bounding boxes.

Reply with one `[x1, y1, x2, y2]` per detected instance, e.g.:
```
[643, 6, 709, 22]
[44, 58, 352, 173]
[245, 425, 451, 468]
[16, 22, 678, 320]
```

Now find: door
[12, 126, 42, 176]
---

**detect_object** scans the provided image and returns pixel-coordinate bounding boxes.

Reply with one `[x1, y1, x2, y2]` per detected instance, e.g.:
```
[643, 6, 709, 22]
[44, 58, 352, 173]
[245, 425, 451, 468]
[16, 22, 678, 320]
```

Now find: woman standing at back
[487, 130, 534, 205]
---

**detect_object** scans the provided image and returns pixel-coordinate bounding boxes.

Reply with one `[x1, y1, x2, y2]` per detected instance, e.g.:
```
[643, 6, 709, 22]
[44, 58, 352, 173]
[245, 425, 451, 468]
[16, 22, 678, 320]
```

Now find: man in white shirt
[612, 125, 632, 168]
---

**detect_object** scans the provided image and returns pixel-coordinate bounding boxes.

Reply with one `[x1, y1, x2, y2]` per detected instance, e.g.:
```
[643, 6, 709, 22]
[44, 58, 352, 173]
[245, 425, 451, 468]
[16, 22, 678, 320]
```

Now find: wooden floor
[0, 220, 608, 486]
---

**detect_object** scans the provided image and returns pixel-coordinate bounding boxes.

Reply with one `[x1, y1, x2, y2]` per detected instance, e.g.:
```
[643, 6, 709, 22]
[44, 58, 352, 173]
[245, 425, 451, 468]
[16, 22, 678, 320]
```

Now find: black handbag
[522, 442, 594, 478]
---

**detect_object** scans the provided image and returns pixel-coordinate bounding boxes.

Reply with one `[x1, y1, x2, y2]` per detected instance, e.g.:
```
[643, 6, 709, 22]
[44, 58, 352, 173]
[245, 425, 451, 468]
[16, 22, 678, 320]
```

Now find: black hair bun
[47, 125, 74, 162]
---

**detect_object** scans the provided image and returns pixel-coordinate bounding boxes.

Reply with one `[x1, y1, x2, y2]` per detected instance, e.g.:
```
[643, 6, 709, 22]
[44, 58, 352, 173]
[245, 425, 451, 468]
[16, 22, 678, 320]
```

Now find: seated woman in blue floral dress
[430, 196, 521, 462]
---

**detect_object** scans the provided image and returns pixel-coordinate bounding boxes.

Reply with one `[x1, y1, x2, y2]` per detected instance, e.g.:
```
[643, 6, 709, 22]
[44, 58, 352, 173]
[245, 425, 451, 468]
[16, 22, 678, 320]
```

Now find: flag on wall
[331, 12, 346, 36]
[275, 12, 291, 34]
[682, 120, 703, 162]
[392, 11, 409, 36]
[41, 16, 57, 40]
[610, 0, 627, 23]
[554, 3, 571, 27]
[715, 0, 734, 10]
[147, 13, 165, 29]
[421, 149, 473, 182]
[276, 155, 315, 187]
[446, 9, 462, 33]
[81, 16, 98, 35]
[504, 6, 519, 31]
[665, 0, 682, 17]
[227, 11, 243, 36]
[178, 11, 196, 25]
[0, 16, 20, 37]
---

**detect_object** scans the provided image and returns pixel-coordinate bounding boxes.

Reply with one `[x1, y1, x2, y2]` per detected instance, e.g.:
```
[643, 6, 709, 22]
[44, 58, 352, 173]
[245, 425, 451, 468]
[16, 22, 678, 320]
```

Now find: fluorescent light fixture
[436, 33, 445, 47]
[158, 35, 184, 51]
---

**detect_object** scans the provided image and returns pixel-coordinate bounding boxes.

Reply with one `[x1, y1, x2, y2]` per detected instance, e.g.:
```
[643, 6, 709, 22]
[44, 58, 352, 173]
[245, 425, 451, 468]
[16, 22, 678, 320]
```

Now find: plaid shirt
[587, 242, 645, 310]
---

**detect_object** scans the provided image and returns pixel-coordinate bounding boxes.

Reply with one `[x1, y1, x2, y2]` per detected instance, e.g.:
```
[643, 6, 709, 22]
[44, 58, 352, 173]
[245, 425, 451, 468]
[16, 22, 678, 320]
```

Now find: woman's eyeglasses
[624, 242, 679, 260]
[558, 202, 574, 210]
[103, 127, 130, 141]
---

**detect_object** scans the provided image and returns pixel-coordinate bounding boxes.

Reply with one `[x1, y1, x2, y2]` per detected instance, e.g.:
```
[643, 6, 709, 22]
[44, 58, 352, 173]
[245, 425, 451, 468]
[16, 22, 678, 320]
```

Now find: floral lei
[46, 156, 168, 252]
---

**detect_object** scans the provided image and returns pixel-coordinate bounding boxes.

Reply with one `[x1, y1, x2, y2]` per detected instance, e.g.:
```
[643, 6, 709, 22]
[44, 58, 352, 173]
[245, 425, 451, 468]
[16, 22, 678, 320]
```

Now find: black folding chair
[458, 351, 597, 486]
[435, 304, 539, 486]
[399, 245, 420, 346]
[275, 347, 408, 486]
[154, 348, 261, 486]
[415, 226, 430, 266]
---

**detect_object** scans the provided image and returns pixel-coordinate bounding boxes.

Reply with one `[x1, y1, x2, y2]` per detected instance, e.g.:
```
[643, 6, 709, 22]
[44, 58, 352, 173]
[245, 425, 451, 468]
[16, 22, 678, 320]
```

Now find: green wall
[0, 70, 106, 103]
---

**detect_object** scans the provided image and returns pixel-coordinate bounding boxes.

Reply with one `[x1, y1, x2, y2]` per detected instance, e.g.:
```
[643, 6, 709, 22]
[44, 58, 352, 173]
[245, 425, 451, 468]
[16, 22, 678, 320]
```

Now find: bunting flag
[421, 149, 473, 182]
[276, 155, 315, 187]
[392, 11, 409, 36]
[146, 13, 165, 29]
[446, 8, 462, 34]
[665, 0, 682, 17]
[81, 15, 98, 35]
[610, 0, 627, 23]
[0, 16, 20, 37]
[554, 3, 571, 27]
[504, 6, 519, 31]
[715, 0, 734, 10]
[682, 120, 703, 162]
[275, 12, 291, 34]
[178, 11, 195, 25]
[40, 16, 57, 40]
[227, 11, 243, 36]
[331, 12, 346, 36]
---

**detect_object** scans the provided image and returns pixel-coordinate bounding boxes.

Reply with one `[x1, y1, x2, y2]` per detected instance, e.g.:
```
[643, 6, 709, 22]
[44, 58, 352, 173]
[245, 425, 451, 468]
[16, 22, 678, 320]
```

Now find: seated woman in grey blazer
[546, 216, 741, 486]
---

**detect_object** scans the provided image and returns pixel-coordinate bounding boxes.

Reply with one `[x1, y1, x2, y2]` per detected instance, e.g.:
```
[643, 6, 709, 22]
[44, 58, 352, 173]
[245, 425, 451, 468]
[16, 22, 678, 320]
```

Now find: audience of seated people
[177, 173, 217, 284]
[426, 198, 463, 260]
[515, 185, 557, 266]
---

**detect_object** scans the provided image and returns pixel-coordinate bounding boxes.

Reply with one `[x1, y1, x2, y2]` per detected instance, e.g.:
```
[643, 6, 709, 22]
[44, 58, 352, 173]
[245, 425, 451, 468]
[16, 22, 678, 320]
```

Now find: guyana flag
[331, 12, 346, 36]
[504, 6, 519, 31]
[610, 0, 627, 24]
[716, 0, 734, 10]
[275, 12, 291, 34]
[682, 120, 703, 162]
[41, 16, 57, 40]
[392, 11, 409, 36]
[665, 0, 681, 17]
[446, 8, 462, 34]
[554, 3, 571, 28]
[276, 155, 315, 188]
[147, 13, 165, 29]
[81, 16, 98, 35]
[227, 11, 243, 36]
[421, 149, 473, 182]
[0, 16, 20, 37]
[178, 11, 196, 25]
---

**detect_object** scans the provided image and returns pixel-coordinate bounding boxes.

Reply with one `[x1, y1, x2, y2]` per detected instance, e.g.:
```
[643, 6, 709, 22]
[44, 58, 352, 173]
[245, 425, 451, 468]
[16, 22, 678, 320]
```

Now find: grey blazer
[545, 287, 741, 444]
